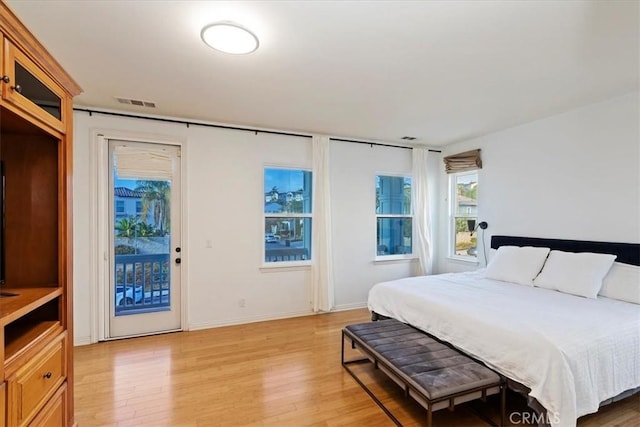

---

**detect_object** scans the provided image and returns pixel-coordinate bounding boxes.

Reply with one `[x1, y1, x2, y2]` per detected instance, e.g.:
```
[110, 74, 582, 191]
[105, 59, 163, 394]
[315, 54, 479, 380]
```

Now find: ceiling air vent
[115, 97, 157, 108]
[401, 136, 416, 141]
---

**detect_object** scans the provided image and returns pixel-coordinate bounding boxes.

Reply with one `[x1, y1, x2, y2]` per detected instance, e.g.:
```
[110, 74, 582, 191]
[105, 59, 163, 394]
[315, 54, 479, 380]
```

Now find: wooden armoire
[0, 1, 80, 425]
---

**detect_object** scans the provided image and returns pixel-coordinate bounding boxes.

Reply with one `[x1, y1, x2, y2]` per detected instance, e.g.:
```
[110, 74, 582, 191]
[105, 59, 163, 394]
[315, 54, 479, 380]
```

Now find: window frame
[375, 173, 415, 261]
[262, 166, 313, 268]
[448, 170, 479, 263]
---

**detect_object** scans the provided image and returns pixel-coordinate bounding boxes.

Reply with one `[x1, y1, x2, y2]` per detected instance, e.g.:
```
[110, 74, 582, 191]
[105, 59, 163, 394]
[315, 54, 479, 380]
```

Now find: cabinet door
[2, 39, 66, 134]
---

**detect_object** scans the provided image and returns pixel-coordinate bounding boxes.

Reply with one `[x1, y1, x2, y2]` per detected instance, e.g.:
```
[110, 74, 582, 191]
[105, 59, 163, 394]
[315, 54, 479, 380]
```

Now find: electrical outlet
[239, 298, 246, 308]
[205, 239, 212, 248]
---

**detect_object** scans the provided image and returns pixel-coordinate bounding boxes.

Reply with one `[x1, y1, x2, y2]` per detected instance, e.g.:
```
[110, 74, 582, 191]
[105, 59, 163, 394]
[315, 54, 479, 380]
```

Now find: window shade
[113, 144, 174, 180]
[443, 149, 482, 174]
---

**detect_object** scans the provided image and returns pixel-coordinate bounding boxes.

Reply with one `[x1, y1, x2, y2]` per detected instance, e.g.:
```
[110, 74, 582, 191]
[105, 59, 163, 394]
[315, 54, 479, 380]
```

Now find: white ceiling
[7, 0, 639, 146]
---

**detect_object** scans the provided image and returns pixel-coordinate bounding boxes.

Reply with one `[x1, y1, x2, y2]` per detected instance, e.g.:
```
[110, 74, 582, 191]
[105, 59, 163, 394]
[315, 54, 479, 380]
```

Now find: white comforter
[368, 271, 640, 427]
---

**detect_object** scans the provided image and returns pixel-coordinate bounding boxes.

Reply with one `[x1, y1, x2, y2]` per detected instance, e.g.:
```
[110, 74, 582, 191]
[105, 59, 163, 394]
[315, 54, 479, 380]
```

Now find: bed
[367, 236, 640, 427]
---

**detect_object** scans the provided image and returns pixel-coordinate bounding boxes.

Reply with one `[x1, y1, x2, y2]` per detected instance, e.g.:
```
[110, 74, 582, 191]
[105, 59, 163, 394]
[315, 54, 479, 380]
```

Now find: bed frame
[490, 235, 640, 266]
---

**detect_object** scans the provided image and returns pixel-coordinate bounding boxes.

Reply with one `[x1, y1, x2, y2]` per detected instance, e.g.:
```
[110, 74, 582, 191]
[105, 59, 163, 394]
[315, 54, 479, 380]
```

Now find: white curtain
[412, 146, 433, 275]
[311, 135, 334, 312]
[113, 142, 173, 180]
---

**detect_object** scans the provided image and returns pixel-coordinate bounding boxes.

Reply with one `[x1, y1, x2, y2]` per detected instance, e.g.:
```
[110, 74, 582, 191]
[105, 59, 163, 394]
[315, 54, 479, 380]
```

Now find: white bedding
[367, 270, 640, 427]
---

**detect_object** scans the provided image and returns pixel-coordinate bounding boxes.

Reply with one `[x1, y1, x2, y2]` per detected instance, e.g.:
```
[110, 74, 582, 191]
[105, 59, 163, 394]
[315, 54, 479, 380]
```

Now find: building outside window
[376, 175, 412, 257]
[264, 167, 312, 264]
[450, 171, 478, 259]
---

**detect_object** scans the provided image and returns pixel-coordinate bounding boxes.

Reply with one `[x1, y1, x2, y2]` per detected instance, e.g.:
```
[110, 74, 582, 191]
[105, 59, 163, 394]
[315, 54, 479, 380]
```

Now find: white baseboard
[75, 305, 369, 343]
[188, 309, 315, 331]
[74, 335, 93, 347]
[332, 302, 368, 311]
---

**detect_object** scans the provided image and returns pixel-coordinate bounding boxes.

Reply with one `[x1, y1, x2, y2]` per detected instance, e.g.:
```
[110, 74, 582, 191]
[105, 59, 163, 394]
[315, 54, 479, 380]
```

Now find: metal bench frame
[342, 326, 506, 427]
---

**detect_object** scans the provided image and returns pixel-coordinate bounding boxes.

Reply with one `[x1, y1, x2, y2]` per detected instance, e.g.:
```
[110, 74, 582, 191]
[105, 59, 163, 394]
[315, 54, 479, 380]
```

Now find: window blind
[443, 149, 482, 174]
[113, 143, 173, 180]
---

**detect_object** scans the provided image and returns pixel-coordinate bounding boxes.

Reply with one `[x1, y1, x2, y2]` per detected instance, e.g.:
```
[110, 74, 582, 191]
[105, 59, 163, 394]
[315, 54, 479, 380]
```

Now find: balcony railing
[115, 253, 170, 315]
[265, 248, 309, 262]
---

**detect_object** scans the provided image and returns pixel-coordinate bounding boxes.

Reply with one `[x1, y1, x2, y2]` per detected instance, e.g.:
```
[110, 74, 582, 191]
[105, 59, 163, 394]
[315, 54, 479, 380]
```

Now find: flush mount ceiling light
[201, 21, 259, 55]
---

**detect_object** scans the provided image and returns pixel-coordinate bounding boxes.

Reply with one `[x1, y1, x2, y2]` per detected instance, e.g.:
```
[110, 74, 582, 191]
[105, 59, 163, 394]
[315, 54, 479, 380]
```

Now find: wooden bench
[342, 319, 505, 426]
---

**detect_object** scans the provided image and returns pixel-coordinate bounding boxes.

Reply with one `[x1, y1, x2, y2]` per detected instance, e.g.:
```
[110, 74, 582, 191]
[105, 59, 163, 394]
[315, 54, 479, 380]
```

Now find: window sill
[373, 256, 417, 265]
[446, 256, 479, 265]
[259, 262, 311, 273]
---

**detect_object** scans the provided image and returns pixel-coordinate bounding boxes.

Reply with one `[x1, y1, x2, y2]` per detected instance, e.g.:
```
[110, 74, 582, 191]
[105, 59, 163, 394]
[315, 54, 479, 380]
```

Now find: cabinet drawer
[7, 333, 66, 427]
[29, 383, 66, 427]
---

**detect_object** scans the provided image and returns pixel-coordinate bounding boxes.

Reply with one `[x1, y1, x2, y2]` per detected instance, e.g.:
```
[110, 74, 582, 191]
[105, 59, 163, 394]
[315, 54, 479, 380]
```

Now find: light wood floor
[75, 309, 639, 426]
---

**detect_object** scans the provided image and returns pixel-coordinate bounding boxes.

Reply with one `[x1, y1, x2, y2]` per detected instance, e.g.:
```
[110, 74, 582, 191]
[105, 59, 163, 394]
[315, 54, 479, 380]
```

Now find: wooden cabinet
[0, 1, 81, 426]
[2, 40, 67, 134]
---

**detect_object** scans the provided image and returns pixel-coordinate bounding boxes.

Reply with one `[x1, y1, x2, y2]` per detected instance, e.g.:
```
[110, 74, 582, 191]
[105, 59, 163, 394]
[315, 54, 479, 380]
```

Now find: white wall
[186, 126, 314, 329]
[330, 142, 442, 307]
[72, 111, 425, 344]
[331, 142, 413, 309]
[74, 91, 636, 343]
[436, 92, 640, 273]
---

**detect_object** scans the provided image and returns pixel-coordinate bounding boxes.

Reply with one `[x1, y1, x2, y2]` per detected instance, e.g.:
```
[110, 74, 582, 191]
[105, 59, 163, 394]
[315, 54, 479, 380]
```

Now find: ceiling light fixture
[201, 21, 259, 55]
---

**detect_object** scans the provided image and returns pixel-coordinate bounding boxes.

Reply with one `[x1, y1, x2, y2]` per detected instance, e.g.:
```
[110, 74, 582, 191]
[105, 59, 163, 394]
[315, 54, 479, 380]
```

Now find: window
[376, 175, 412, 257]
[264, 168, 312, 264]
[450, 171, 478, 259]
[136, 200, 142, 215]
[115, 200, 125, 215]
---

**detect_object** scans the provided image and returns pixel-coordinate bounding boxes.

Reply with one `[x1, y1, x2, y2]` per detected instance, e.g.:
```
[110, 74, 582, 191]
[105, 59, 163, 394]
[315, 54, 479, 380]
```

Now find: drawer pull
[43, 372, 52, 379]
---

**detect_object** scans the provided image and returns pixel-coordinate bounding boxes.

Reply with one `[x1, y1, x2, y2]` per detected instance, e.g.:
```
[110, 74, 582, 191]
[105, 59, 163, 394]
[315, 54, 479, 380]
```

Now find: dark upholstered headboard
[490, 235, 640, 266]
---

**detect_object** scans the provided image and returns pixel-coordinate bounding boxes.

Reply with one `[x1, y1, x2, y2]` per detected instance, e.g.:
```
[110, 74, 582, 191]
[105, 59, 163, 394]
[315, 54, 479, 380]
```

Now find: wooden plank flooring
[75, 309, 640, 426]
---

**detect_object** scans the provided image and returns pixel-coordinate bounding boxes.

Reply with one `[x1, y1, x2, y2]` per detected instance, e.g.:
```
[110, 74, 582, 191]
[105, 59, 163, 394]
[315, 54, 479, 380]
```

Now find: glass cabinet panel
[3, 41, 66, 133]
[14, 62, 61, 120]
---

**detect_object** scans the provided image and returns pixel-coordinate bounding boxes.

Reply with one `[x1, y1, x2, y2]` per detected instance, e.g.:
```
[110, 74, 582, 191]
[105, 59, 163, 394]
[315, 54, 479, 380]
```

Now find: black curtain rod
[330, 138, 441, 153]
[73, 107, 312, 139]
[73, 108, 442, 153]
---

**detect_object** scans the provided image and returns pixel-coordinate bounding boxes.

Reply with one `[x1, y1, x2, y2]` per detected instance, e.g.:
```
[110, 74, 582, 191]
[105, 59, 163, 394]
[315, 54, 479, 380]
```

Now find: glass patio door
[107, 140, 182, 338]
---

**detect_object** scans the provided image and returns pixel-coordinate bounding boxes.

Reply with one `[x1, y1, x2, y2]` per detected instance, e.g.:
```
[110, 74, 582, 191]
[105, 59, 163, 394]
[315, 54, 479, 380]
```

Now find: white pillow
[486, 246, 550, 286]
[598, 262, 640, 304]
[533, 250, 617, 298]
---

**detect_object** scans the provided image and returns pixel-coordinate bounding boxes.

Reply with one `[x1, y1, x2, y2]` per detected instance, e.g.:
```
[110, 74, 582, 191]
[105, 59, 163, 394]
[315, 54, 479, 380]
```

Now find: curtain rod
[73, 107, 442, 153]
[73, 107, 313, 139]
[330, 138, 441, 153]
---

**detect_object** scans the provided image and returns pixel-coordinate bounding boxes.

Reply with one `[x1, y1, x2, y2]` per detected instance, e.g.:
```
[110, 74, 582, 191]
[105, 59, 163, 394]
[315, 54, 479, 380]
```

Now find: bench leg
[427, 404, 433, 427]
[342, 357, 402, 426]
[500, 382, 506, 427]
